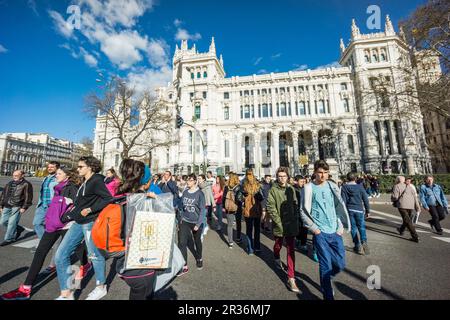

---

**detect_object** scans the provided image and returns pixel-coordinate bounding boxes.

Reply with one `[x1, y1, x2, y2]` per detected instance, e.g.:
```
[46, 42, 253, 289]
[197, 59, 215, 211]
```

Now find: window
[115, 154, 119, 167]
[244, 105, 251, 119]
[381, 53, 386, 61]
[288, 103, 292, 116]
[191, 73, 194, 79]
[190, 92, 194, 99]
[350, 163, 357, 173]
[224, 106, 229, 120]
[341, 83, 347, 90]
[203, 71, 207, 78]
[169, 93, 173, 99]
[116, 141, 120, 149]
[372, 52, 378, 62]
[224, 140, 230, 158]
[203, 91, 207, 99]
[280, 103, 287, 116]
[262, 89, 267, 95]
[194, 104, 201, 119]
[347, 135, 355, 154]
[224, 92, 229, 99]
[197, 72, 201, 78]
[299, 102, 306, 115]
[240, 106, 243, 118]
[343, 99, 350, 112]
[244, 90, 249, 96]
[251, 105, 255, 118]
[431, 123, 435, 132]
[318, 100, 325, 114]
[262, 104, 269, 117]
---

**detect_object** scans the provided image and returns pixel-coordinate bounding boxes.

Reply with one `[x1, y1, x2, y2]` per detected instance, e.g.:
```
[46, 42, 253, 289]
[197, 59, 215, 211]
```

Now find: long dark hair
[59, 166, 82, 186]
[117, 159, 145, 194]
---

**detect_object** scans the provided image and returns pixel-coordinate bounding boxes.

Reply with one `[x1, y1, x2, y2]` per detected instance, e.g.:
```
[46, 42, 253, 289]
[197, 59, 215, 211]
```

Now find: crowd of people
[0, 156, 447, 300]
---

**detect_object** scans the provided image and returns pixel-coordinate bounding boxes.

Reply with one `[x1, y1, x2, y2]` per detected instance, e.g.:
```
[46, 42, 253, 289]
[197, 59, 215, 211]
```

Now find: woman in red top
[212, 176, 225, 231]
[104, 168, 121, 197]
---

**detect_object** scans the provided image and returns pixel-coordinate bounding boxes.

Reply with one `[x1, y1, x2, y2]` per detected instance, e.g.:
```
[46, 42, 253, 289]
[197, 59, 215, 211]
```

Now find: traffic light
[176, 114, 184, 128]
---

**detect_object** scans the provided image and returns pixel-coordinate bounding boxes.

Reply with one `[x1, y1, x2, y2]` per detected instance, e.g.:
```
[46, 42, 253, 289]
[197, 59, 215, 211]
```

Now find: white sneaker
[85, 286, 107, 300]
[55, 294, 74, 300]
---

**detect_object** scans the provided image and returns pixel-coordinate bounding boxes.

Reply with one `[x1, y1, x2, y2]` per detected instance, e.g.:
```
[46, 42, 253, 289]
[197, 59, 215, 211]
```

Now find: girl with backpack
[222, 172, 244, 249]
[113, 159, 159, 300]
[1, 167, 89, 300]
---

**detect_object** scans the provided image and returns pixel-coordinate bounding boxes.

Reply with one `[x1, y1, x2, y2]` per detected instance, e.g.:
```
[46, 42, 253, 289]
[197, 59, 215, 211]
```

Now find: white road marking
[416, 230, 432, 234]
[23, 226, 34, 232]
[370, 209, 450, 234]
[12, 238, 40, 248]
[431, 237, 450, 243]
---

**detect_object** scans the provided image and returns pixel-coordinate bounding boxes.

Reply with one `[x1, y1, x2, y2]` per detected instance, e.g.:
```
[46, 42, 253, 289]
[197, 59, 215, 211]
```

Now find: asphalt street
[0, 177, 449, 300]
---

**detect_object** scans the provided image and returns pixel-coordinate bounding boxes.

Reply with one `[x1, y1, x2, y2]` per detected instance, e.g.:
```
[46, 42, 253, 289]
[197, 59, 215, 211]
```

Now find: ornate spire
[219, 54, 224, 66]
[385, 15, 395, 35]
[181, 39, 188, 51]
[351, 19, 360, 40]
[192, 43, 197, 53]
[209, 37, 216, 54]
[340, 38, 345, 53]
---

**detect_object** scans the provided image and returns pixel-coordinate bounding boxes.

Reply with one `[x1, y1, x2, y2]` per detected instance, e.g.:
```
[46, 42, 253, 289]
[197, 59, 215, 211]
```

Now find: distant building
[0, 133, 92, 176]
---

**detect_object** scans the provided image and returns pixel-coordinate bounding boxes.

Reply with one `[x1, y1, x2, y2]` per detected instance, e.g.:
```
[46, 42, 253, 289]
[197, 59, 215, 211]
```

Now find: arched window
[203, 71, 207, 78]
[197, 72, 201, 79]
[189, 131, 193, 155]
[262, 104, 269, 117]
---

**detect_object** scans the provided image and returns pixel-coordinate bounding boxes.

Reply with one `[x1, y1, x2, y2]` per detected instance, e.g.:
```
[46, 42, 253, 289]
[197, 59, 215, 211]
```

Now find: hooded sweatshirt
[341, 182, 370, 214]
[66, 173, 113, 224]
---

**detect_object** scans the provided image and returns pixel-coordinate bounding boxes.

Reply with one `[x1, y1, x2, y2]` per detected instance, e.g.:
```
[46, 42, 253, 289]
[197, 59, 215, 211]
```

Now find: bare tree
[79, 137, 94, 155]
[85, 77, 176, 161]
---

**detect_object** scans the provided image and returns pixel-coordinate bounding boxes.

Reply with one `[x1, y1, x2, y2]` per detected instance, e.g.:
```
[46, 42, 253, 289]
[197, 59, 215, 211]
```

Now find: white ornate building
[94, 16, 432, 177]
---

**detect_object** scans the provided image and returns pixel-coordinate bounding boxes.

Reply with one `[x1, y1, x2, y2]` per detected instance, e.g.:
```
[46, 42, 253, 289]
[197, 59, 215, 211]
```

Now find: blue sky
[0, 0, 427, 142]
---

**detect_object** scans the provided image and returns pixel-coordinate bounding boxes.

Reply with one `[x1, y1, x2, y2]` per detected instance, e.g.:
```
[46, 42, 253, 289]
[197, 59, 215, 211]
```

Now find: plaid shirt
[40, 174, 56, 207]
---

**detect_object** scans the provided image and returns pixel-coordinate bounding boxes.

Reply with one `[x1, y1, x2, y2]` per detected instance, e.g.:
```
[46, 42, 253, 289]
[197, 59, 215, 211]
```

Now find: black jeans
[428, 205, 446, 232]
[244, 217, 261, 253]
[296, 217, 308, 246]
[24, 229, 88, 286]
[122, 272, 156, 300]
[398, 209, 418, 239]
[178, 221, 203, 264]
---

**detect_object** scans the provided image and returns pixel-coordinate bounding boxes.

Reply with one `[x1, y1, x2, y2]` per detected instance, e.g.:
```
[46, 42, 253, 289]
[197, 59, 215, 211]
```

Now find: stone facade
[94, 16, 432, 177]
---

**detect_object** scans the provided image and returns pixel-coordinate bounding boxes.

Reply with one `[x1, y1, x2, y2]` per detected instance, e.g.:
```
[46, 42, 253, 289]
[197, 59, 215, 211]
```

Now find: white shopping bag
[154, 244, 185, 292]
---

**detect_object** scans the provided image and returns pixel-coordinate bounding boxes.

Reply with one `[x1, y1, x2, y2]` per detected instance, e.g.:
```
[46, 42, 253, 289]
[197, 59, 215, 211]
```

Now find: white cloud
[174, 18, 182, 27]
[80, 0, 154, 28]
[257, 69, 268, 74]
[175, 28, 202, 41]
[100, 30, 148, 69]
[271, 53, 282, 59]
[59, 44, 98, 68]
[253, 57, 263, 66]
[0, 44, 8, 53]
[82, 50, 98, 67]
[27, 0, 39, 16]
[314, 61, 341, 69]
[48, 10, 74, 38]
[126, 66, 172, 94]
[293, 64, 308, 71]
[146, 39, 170, 68]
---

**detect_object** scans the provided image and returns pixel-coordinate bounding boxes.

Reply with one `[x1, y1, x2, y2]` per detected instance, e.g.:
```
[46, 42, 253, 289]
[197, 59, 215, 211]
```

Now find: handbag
[392, 186, 407, 208]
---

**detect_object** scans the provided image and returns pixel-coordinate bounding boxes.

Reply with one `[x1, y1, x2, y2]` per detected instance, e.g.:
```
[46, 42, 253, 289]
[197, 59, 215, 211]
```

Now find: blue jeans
[33, 205, 48, 239]
[55, 221, 106, 291]
[313, 232, 346, 300]
[215, 204, 223, 229]
[1, 207, 21, 241]
[349, 211, 367, 248]
[245, 217, 261, 254]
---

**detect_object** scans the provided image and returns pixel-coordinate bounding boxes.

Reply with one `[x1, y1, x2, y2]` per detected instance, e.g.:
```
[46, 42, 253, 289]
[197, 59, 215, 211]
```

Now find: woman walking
[242, 169, 263, 255]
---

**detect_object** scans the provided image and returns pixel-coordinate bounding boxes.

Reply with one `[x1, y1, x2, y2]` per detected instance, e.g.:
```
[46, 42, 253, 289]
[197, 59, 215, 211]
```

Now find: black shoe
[0, 240, 13, 247]
[396, 227, 404, 236]
[436, 230, 444, 236]
[428, 220, 435, 232]
[196, 259, 203, 270]
[410, 237, 419, 243]
[15, 226, 25, 241]
[236, 238, 242, 244]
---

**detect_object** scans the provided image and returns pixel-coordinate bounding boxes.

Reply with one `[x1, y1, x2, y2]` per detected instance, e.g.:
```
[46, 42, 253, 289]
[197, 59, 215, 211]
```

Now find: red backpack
[92, 197, 127, 259]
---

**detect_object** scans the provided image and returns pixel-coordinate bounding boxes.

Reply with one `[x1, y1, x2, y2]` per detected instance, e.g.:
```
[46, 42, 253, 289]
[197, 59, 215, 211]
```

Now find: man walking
[34, 161, 59, 239]
[341, 172, 370, 255]
[0, 170, 33, 246]
[267, 167, 300, 293]
[300, 160, 351, 300]
[392, 176, 420, 242]
[419, 175, 448, 235]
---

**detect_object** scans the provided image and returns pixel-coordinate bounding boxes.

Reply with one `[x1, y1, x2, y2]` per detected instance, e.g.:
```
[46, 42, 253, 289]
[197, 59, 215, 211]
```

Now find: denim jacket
[419, 184, 448, 209]
[300, 181, 351, 235]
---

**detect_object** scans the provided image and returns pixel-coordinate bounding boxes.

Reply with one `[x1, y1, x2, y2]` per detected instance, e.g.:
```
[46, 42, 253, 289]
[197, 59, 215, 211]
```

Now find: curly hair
[59, 166, 82, 186]
[79, 156, 102, 174]
[117, 159, 145, 194]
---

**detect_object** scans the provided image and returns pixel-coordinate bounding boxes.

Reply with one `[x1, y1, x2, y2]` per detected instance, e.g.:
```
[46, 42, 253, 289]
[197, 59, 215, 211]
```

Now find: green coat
[267, 182, 298, 237]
